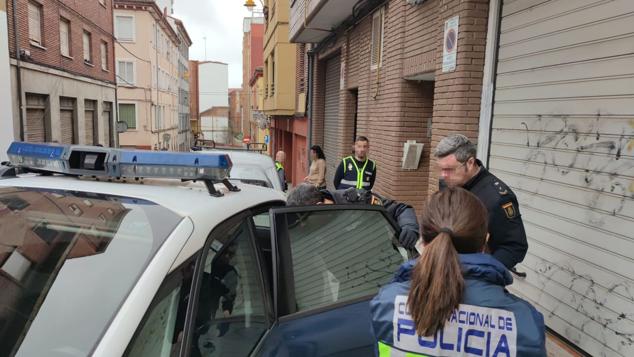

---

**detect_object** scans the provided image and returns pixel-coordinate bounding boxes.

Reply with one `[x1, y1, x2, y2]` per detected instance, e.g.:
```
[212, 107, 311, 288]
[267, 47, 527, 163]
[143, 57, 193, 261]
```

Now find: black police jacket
[442, 160, 528, 269]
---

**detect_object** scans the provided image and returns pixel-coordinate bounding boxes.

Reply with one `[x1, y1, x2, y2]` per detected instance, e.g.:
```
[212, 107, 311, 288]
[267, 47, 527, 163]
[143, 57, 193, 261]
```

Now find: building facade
[292, 0, 634, 356]
[200, 106, 229, 145]
[168, 16, 192, 151]
[241, 16, 264, 145]
[197, 60, 228, 115]
[188, 59, 199, 138]
[114, 0, 181, 151]
[228, 88, 242, 145]
[0, 0, 14, 160]
[7, 0, 117, 147]
[263, 0, 305, 185]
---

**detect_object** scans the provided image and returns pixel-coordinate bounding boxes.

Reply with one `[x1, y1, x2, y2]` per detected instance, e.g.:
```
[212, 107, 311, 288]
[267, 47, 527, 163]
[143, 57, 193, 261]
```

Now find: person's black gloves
[399, 225, 419, 250]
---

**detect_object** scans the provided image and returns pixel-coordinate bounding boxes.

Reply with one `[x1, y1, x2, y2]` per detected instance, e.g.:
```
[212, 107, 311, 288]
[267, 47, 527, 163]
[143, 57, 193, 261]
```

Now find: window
[190, 219, 269, 356]
[125, 258, 196, 357]
[117, 60, 134, 85]
[59, 18, 71, 57]
[115, 15, 134, 42]
[28, 1, 43, 46]
[118, 103, 136, 130]
[370, 8, 384, 69]
[83, 31, 92, 63]
[100, 41, 108, 70]
[273, 207, 406, 313]
[0, 188, 182, 357]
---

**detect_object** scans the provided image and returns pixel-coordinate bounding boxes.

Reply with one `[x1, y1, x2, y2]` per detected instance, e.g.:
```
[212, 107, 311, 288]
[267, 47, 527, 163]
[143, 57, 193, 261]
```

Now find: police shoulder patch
[501, 202, 517, 219]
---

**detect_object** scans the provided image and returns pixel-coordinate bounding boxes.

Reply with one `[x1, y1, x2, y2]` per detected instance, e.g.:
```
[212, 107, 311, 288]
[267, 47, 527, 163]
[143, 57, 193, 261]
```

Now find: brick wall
[427, 0, 489, 196]
[310, 0, 488, 212]
[7, 0, 116, 83]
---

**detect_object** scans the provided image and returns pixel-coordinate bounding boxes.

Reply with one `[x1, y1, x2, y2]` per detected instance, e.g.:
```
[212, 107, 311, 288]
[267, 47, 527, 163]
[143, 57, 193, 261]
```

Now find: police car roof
[0, 174, 286, 269]
[197, 149, 275, 168]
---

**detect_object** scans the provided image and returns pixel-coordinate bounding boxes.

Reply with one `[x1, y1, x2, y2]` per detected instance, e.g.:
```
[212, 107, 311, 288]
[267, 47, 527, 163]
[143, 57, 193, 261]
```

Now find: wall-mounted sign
[442, 16, 459, 73]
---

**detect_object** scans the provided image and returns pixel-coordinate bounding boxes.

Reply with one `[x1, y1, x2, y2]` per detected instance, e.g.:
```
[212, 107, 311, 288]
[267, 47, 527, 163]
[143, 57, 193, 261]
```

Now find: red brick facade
[7, 0, 116, 84]
[309, 0, 488, 212]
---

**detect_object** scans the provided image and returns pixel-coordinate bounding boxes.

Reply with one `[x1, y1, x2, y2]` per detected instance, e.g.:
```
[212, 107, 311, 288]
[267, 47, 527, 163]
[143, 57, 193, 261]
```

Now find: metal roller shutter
[60, 97, 75, 145]
[84, 100, 96, 145]
[25, 94, 47, 143]
[323, 56, 341, 189]
[488, 1, 634, 355]
[103, 102, 112, 147]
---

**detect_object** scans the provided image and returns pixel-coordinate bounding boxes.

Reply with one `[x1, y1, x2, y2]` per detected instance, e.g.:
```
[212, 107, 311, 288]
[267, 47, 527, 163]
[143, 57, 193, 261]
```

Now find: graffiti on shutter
[489, 1, 634, 356]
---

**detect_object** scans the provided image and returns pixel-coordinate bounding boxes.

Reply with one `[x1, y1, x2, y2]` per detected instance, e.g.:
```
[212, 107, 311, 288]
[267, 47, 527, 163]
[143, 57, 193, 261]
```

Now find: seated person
[370, 187, 546, 356]
[286, 184, 420, 250]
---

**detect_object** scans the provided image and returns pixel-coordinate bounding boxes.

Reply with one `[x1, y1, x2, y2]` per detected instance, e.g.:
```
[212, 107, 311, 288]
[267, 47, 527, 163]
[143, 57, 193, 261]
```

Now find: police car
[0, 142, 407, 357]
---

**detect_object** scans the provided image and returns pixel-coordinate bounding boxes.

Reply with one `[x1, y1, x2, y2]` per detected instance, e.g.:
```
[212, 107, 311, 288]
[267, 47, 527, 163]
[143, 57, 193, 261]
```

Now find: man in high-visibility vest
[275, 151, 288, 191]
[334, 136, 376, 190]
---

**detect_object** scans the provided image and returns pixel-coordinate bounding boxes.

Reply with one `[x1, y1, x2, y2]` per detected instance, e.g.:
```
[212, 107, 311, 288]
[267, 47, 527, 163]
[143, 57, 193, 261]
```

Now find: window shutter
[83, 31, 92, 62]
[119, 104, 136, 129]
[28, 3, 42, 44]
[60, 20, 70, 56]
[370, 9, 383, 69]
[101, 42, 108, 70]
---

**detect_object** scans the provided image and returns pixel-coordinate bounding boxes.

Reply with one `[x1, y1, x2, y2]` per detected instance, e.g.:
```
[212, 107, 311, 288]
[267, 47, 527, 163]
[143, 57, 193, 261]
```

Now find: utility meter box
[402, 140, 424, 170]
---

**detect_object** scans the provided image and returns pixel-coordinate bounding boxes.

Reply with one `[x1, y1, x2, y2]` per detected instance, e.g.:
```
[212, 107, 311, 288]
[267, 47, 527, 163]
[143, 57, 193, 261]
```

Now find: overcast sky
[173, 0, 263, 88]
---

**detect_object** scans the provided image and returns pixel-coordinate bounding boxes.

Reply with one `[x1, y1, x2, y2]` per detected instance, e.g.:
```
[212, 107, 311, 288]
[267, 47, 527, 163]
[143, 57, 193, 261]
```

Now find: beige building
[114, 0, 180, 150]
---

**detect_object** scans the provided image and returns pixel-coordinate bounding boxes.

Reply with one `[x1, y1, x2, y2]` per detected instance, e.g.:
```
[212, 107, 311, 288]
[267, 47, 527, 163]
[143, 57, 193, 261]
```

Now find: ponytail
[407, 231, 464, 336]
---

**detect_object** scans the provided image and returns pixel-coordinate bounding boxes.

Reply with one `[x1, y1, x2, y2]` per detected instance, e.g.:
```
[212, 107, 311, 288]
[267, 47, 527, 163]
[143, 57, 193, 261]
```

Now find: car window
[190, 220, 268, 356]
[0, 187, 182, 357]
[125, 258, 197, 357]
[276, 208, 407, 313]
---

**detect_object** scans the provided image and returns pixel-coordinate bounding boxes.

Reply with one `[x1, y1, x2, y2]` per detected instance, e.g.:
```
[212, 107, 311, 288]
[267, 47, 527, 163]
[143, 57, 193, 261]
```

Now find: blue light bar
[7, 142, 68, 172]
[113, 149, 232, 181]
[6, 142, 234, 183]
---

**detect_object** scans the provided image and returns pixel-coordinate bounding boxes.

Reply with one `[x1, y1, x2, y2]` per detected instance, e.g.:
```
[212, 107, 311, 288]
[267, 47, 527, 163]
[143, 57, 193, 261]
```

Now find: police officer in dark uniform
[334, 136, 376, 190]
[434, 134, 528, 269]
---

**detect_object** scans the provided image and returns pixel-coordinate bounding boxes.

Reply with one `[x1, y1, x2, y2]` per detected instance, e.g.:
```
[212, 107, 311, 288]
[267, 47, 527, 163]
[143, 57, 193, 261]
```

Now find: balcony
[289, 0, 358, 43]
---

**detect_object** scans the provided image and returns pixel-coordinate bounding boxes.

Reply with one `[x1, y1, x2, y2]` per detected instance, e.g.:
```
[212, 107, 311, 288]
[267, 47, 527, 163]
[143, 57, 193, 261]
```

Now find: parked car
[0, 142, 407, 357]
[193, 146, 283, 192]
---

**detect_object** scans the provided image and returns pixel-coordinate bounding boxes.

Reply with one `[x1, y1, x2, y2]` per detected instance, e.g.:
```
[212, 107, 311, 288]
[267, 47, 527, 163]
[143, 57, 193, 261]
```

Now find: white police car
[0, 142, 407, 357]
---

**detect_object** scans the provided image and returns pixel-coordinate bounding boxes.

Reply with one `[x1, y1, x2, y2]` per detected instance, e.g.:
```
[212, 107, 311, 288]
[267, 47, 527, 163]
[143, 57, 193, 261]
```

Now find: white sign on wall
[442, 16, 459, 73]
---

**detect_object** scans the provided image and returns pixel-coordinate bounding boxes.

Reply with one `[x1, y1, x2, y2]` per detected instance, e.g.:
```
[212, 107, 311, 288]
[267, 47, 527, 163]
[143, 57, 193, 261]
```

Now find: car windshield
[230, 165, 273, 188]
[0, 187, 182, 357]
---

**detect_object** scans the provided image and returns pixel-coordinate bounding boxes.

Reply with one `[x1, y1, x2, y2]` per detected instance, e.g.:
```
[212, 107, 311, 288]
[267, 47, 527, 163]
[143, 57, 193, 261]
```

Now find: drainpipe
[306, 46, 315, 175]
[12, 0, 24, 141]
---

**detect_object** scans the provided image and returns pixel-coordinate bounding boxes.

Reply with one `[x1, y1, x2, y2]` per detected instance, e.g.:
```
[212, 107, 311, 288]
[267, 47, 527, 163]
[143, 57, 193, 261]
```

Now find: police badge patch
[348, 163, 353, 171]
[502, 202, 516, 219]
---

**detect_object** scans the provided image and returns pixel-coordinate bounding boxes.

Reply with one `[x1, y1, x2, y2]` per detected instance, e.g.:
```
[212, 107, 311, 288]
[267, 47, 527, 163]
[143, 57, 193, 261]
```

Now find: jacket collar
[391, 253, 513, 286]
[462, 159, 487, 190]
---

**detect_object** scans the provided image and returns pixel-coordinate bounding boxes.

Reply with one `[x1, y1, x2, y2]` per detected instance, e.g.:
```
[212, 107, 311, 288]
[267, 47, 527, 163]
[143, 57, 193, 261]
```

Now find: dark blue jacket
[370, 254, 546, 356]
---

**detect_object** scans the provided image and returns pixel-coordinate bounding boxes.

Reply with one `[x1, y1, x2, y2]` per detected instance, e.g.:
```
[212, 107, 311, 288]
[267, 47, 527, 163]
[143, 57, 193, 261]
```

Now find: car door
[124, 211, 275, 357]
[255, 205, 409, 357]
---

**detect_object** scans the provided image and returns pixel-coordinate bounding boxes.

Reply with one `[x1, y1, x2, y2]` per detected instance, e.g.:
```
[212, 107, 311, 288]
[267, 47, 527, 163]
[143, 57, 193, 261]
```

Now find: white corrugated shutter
[489, 1, 634, 355]
[60, 97, 75, 145]
[323, 56, 341, 189]
[25, 94, 47, 142]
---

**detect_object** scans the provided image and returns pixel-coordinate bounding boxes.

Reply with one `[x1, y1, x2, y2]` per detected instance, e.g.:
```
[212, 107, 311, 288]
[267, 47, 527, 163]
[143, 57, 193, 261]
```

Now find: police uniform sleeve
[489, 193, 528, 269]
[384, 200, 419, 250]
[368, 161, 377, 190]
[333, 160, 345, 189]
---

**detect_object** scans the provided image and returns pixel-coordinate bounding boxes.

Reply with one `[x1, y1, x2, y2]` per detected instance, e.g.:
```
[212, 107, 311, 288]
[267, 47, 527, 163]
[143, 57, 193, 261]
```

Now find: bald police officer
[434, 134, 528, 269]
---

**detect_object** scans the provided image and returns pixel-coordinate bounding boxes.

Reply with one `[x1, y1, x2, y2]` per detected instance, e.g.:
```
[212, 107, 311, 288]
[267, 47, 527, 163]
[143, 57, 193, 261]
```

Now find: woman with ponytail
[371, 187, 546, 357]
